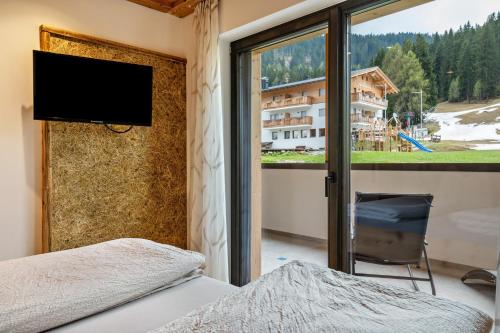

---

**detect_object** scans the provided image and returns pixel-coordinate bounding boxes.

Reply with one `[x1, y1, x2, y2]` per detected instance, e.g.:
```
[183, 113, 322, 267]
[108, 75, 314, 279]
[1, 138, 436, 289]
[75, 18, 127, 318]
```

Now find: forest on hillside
[261, 12, 500, 122]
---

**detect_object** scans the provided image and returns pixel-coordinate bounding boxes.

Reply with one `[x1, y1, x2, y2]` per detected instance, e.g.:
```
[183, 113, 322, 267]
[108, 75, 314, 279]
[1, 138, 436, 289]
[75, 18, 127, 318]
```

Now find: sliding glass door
[232, 7, 499, 324]
[231, 9, 349, 285]
[255, 29, 330, 279]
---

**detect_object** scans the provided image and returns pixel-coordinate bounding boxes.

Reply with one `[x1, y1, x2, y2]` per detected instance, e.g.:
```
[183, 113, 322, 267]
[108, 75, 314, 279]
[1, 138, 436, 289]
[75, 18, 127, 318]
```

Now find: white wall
[219, 0, 304, 34]
[0, 0, 192, 260]
[262, 169, 500, 269]
[262, 169, 328, 239]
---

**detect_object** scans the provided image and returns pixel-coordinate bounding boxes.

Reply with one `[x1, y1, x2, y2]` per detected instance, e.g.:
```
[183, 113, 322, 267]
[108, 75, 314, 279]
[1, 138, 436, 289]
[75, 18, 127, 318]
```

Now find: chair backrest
[353, 192, 433, 265]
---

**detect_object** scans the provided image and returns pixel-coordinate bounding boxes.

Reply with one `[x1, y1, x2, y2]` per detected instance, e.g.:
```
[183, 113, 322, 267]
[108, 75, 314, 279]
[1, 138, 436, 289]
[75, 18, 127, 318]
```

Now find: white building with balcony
[261, 67, 398, 150]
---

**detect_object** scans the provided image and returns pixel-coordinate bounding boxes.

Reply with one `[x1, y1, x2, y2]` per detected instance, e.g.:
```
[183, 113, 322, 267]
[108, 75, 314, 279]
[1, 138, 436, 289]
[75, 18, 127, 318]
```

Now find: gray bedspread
[0, 238, 204, 333]
[151, 261, 493, 333]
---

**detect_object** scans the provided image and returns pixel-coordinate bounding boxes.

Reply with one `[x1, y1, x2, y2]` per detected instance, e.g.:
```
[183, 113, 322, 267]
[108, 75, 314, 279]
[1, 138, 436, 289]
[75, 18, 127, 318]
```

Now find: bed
[50, 275, 237, 332]
[0, 238, 230, 333]
[0, 239, 493, 333]
[152, 261, 493, 333]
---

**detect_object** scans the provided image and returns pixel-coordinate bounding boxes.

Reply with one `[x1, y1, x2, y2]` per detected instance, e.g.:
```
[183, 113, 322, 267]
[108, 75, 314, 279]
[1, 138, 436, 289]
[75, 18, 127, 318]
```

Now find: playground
[352, 112, 433, 154]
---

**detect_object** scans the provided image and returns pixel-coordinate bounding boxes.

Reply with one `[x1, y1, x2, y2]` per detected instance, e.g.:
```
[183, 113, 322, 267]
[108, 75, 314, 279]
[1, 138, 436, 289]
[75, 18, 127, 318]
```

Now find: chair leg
[423, 244, 436, 296]
[407, 265, 420, 292]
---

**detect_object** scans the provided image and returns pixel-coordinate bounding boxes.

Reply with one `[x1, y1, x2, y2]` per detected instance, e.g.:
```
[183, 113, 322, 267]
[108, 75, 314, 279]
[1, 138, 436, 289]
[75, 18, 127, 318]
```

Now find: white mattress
[50, 276, 238, 333]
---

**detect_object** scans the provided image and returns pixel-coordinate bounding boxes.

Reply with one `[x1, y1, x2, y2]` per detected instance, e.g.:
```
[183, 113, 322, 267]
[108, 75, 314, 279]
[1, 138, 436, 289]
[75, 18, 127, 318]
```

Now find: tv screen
[33, 50, 153, 126]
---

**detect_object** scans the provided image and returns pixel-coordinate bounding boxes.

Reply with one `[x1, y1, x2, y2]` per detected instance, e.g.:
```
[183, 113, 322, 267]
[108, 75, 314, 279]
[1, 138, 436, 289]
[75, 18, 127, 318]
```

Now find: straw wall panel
[40, 26, 187, 251]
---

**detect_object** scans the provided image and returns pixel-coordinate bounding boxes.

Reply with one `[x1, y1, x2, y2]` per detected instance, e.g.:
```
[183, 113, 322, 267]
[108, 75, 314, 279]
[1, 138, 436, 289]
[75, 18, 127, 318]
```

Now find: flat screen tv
[33, 50, 153, 126]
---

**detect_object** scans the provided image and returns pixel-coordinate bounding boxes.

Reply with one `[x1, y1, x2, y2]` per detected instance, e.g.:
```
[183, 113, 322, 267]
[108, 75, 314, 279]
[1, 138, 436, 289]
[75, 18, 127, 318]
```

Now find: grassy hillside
[434, 99, 500, 113]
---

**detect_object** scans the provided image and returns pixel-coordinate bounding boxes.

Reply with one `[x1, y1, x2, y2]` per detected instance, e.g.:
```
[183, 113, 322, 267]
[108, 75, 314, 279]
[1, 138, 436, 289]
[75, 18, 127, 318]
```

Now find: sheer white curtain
[188, 0, 228, 282]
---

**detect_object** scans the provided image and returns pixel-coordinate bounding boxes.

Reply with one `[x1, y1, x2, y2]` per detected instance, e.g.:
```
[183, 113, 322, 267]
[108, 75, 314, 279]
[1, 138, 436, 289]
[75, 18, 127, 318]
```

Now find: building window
[319, 128, 326, 137]
[272, 132, 278, 140]
[293, 130, 300, 139]
[319, 88, 326, 96]
[284, 131, 290, 139]
[310, 129, 316, 137]
[270, 113, 281, 120]
[318, 108, 325, 117]
[300, 111, 307, 117]
[301, 130, 308, 138]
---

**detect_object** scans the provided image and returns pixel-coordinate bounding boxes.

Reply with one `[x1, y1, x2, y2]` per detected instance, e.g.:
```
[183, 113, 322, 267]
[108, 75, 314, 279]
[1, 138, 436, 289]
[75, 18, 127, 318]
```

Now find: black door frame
[230, 0, 393, 286]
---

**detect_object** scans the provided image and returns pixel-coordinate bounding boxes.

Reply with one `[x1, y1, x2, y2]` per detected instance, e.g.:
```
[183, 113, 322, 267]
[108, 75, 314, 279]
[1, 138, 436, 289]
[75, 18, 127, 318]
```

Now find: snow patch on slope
[427, 103, 500, 142]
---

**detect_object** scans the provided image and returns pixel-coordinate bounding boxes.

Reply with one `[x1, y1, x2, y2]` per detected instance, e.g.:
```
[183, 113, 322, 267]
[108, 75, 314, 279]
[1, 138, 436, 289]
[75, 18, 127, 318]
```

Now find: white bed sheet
[50, 276, 238, 333]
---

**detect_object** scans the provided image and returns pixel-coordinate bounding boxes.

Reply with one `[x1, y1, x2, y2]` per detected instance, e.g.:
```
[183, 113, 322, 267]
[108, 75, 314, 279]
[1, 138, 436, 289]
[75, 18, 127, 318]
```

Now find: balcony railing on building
[263, 116, 313, 128]
[351, 92, 388, 108]
[262, 96, 313, 110]
[351, 114, 372, 123]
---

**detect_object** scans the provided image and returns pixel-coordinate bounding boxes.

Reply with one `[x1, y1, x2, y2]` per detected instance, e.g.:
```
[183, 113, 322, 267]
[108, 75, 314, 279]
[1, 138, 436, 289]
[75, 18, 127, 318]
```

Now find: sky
[352, 0, 499, 35]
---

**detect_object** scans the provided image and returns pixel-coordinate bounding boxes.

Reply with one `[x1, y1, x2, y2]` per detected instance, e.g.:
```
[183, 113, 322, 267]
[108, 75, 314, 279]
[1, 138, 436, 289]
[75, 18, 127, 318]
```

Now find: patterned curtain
[189, 0, 228, 282]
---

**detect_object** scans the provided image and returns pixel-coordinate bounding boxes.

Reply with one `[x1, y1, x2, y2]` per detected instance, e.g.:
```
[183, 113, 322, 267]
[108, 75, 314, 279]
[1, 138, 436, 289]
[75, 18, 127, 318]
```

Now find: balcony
[262, 96, 313, 112]
[351, 114, 373, 123]
[263, 116, 313, 129]
[260, 170, 496, 319]
[351, 92, 388, 109]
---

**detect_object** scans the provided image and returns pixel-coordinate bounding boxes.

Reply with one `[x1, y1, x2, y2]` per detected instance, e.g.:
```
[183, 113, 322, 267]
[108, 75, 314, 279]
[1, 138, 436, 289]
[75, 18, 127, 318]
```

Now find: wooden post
[251, 51, 262, 280]
[39, 28, 50, 253]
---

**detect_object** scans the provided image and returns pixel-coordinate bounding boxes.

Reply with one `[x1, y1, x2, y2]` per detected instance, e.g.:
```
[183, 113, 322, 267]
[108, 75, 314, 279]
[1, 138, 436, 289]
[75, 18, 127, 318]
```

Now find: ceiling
[127, 0, 201, 18]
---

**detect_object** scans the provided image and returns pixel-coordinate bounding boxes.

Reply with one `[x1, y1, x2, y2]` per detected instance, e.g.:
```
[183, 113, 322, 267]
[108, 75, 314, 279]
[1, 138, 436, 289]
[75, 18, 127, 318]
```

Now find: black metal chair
[352, 192, 436, 295]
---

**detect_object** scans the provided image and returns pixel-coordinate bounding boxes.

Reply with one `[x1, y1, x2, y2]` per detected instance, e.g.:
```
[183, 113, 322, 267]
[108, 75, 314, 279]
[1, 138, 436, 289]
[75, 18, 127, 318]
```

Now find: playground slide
[398, 132, 433, 152]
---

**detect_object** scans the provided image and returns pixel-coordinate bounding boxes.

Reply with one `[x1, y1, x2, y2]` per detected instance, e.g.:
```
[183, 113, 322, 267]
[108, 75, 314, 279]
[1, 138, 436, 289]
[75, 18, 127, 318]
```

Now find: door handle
[324, 172, 336, 197]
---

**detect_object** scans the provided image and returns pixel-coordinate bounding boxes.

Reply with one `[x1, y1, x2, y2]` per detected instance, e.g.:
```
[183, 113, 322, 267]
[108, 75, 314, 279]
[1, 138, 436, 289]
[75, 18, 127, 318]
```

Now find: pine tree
[448, 77, 460, 102]
[477, 14, 499, 99]
[457, 39, 474, 102]
[413, 34, 438, 106]
[473, 80, 483, 100]
[381, 44, 429, 125]
[402, 39, 413, 54]
[371, 48, 386, 67]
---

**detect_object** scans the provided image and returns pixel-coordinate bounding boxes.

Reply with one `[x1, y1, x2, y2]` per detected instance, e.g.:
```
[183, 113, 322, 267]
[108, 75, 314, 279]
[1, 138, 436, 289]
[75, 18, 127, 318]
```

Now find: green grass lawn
[262, 152, 326, 163]
[351, 150, 500, 163]
[262, 150, 500, 164]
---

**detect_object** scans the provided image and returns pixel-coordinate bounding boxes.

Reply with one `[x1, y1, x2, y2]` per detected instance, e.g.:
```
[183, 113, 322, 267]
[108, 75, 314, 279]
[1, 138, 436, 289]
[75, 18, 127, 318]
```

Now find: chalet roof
[351, 66, 399, 94]
[263, 66, 399, 94]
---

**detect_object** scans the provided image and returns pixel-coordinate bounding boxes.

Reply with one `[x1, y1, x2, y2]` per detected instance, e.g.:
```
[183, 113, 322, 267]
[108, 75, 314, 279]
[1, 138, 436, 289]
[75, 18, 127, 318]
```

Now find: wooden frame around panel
[38, 25, 186, 253]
